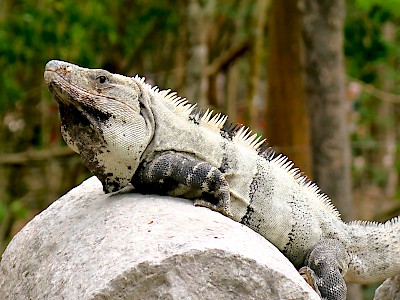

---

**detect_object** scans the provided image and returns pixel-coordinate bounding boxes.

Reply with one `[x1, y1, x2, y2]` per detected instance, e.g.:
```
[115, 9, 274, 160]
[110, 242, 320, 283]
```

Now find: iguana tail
[345, 216, 399, 283]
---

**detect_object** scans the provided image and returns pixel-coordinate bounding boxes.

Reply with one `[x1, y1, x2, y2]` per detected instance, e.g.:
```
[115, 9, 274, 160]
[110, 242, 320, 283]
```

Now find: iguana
[44, 60, 400, 300]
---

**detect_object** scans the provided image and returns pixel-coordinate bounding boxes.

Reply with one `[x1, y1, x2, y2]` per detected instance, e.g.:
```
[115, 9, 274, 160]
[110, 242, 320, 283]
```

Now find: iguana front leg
[300, 238, 350, 300]
[132, 152, 232, 217]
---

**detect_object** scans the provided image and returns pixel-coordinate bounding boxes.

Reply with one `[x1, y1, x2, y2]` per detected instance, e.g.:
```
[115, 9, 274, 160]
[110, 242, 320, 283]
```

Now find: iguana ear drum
[45, 60, 400, 300]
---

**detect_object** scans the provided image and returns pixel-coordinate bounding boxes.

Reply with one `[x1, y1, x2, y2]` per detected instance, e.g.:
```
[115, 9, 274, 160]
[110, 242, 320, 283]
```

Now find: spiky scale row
[233, 126, 266, 151]
[134, 73, 398, 246]
[267, 154, 340, 218]
[138, 79, 343, 219]
[348, 216, 400, 228]
[134, 74, 267, 154]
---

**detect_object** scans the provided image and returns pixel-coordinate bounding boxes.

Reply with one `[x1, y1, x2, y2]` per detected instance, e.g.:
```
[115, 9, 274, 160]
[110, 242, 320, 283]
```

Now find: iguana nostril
[45, 60, 59, 72]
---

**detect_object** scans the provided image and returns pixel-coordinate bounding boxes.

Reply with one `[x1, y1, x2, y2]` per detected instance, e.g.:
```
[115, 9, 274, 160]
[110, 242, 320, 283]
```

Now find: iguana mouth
[44, 68, 96, 106]
[44, 60, 140, 114]
[45, 64, 115, 127]
[46, 78, 110, 136]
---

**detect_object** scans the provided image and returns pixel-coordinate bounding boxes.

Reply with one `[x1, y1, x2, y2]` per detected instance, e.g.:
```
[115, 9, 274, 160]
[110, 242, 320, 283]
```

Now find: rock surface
[374, 275, 400, 300]
[0, 176, 319, 300]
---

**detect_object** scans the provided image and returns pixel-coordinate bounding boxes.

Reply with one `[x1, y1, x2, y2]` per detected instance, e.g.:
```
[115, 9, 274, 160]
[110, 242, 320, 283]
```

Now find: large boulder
[0, 176, 319, 299]
[374, 275, 400, 300]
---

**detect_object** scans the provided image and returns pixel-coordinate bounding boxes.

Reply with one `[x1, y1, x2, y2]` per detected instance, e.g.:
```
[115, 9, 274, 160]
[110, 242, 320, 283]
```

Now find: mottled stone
[0, 177, 319, 300]
[374, 275, 400, 300]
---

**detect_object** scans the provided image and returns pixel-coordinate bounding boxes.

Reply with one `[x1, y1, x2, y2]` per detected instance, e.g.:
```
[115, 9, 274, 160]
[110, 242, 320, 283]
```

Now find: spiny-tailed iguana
[44, 60, 400, 300]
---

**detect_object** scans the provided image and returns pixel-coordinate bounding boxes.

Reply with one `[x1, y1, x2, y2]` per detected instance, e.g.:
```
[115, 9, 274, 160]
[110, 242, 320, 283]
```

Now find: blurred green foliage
[355, 0, 400, 17]
[0, 0, 180, 110]
[346, 0, 400, 193]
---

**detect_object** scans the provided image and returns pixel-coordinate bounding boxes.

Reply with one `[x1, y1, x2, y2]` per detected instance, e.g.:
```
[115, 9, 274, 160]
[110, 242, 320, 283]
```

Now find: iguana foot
[135, 152, 233, 217]
[302, 238, 350, 300]
[299, 266, 322, 298]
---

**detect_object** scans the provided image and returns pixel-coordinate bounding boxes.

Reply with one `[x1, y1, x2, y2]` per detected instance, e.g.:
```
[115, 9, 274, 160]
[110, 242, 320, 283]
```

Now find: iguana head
[44, 60, 154, 193]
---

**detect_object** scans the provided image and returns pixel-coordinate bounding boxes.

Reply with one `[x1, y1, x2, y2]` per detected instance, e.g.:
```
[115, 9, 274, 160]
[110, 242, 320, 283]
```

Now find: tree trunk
[186, 0, 216, 107]
[266, 0, 312, 175]
[301, 0, 352, 219]
[247, 0, 269, 129]
[301, 1, 360, 298]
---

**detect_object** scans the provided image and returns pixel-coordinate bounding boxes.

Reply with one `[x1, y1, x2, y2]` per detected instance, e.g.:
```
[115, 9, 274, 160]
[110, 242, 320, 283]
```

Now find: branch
[206, 40, 250, 76]
[0, 147, 76, 165]
[348, 76, 400, 104]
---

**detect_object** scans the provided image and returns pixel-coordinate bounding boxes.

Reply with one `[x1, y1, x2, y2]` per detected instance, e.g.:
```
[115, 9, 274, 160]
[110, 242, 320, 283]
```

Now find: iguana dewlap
[44, 60, 400, 300]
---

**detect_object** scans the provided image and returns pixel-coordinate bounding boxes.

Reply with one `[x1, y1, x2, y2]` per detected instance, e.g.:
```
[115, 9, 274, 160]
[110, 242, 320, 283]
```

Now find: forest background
[1, 0, 400, 299]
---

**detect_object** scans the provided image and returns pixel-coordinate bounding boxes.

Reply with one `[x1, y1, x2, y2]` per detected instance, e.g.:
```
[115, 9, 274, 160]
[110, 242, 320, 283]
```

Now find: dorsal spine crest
[138, 76, 342, 220]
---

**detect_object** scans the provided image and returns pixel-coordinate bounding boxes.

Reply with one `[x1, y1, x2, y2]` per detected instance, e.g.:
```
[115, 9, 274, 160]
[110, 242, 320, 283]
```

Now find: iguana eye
[97, 75, 108, 84]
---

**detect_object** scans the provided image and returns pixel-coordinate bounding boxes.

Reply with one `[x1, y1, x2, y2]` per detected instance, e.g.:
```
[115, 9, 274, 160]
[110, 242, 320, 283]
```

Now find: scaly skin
[44, 60, 400, 300]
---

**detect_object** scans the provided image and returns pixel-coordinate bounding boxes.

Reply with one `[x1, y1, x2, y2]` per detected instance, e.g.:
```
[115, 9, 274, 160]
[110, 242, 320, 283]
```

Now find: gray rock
[0, 176, 319, 300]
[374, 275, 400, 300]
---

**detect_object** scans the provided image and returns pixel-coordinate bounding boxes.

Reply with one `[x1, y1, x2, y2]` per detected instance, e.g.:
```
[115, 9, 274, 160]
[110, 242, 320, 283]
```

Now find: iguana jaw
[44, 60, 154, 192]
